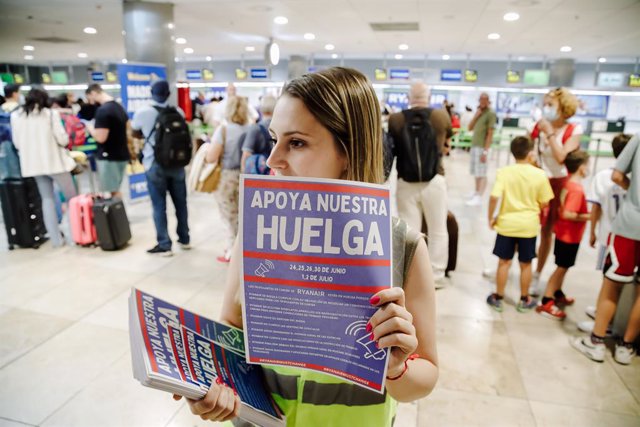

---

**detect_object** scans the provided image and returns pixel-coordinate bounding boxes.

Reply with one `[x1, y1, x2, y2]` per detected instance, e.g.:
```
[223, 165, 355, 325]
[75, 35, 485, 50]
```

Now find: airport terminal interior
[1, 1, 640, 426]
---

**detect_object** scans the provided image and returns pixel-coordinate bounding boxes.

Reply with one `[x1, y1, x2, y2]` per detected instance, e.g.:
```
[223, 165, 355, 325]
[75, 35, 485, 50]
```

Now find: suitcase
[69, 194, 97, 246]
[0, 178, 47, 249]
[92, 197, 131, 251]
[421, 210, 459, 276]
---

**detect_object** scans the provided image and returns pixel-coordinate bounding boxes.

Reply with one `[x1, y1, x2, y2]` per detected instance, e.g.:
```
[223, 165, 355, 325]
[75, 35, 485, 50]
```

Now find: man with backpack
[131, 80, 192, 257]
[241, 95, 276, 175]
[388, 82, 452, 285]
[2, 84, 21, 114]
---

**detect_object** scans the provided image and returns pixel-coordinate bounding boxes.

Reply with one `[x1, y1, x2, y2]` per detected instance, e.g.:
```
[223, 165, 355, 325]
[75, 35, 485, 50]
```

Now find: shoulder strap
[561, 123, 576, 144]
[531, 123, 540, 139]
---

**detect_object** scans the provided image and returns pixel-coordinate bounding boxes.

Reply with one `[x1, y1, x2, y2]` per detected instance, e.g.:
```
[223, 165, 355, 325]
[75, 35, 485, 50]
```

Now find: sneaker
[486, 294, 504, 312]
[482, 268, 496, 280]
[555, 294, 575, 306]
[570, 336, 605, 362]
[585, 306, 596, 320]
[614, 343, 637, 365]
[577, 320, 614, 336]
[178, 242, 192, 250]
[216, 254, 231, 263]
[517, 296, 537, 313]
[465, 194, 482, 206]
[434, 276, 450, 290]
[147, 245, 173, 257]
[465, 191, 478, 200]
[536, 300, 566, 320]
[529, 272, 542, 297]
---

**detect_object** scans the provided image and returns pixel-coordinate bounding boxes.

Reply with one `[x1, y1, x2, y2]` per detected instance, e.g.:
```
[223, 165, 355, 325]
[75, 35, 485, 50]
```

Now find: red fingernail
[366, 322, 372, 333]
[370, 295, 380, 305]
[233, 390, 238, 396]
[375, 341, 380, 349]
[369, 332, 375, 341]
[215, 377, 223, 385]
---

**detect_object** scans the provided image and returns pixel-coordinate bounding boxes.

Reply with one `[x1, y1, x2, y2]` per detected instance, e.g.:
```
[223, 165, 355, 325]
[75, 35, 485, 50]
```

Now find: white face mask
[542, 105, 559, 121]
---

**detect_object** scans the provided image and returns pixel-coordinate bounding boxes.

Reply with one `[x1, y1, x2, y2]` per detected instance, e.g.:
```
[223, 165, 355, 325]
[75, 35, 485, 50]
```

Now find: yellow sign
[235, 68, 247, 80]
[374, 68, 387, 81]
[202, 69, 214, 81]
[629, 73, 640, 88]
[464, 69, 478, 82]
[106, 71, 117, 82]
[41, 73, 51, 84]
[506, 70, 520, 83]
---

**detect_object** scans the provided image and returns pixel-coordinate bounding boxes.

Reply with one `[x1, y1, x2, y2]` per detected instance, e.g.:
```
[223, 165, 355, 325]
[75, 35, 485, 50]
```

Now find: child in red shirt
[537, 150, 590, 320]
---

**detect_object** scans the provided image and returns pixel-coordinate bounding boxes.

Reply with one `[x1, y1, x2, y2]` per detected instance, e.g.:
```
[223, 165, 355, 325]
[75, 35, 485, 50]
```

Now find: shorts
[96, 160, 128, 193]
[540, 176, 568, 233]
[469, 146, 488, 177]
[603, 234, 640, 284]
[493, 234, 537, 263]
[554, 238, 580, 268]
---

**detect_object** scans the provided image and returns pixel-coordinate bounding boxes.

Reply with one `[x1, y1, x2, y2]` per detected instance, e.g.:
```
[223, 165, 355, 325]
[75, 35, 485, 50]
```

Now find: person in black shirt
[86, 84, 130, 197]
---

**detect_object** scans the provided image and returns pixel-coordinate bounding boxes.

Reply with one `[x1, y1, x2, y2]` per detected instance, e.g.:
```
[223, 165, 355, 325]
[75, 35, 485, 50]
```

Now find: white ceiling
[1, 0, 639, 65]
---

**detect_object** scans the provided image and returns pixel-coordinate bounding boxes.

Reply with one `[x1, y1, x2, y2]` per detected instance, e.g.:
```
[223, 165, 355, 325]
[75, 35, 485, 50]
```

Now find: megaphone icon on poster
[254, 259, 275, 277]
[345, 320, 386, 361]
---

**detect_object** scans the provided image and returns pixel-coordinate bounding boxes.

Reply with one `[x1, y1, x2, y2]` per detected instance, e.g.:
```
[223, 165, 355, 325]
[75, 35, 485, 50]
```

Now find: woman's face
[543, 95, 560, 112]
[267, 95, 348, 179]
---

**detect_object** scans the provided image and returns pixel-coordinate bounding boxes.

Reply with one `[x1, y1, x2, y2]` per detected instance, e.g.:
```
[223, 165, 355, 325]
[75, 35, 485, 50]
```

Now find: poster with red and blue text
[240, 175, 392, 393]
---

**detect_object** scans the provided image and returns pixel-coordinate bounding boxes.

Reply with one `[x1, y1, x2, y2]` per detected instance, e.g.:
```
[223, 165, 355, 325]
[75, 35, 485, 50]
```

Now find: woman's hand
[368, 287, 418, 378]
[173, 379, 241, 422]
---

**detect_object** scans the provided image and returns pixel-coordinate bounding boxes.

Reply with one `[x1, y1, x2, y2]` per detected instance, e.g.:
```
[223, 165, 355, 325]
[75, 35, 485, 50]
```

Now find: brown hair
[612, 133, 632, 158]
[281, 67, 384, 184]
[564, 150, 590, 174]
[225, 96, 250, 125]
[545, 87, 579, 119]
[510, 136, 533, 160]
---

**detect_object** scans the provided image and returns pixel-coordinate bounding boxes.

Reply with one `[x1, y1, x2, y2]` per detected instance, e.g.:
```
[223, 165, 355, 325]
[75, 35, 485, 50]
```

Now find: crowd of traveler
[0, 68, 638, 425]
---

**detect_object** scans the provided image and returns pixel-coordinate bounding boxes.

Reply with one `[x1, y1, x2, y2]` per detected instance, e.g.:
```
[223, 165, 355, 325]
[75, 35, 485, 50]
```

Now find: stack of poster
[128, 288, 284, 427]
[240, 175, 392, 393]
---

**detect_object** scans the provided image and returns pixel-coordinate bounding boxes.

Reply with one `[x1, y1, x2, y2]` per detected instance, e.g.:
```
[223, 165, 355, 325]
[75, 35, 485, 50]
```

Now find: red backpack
[60, 113, 87, 149]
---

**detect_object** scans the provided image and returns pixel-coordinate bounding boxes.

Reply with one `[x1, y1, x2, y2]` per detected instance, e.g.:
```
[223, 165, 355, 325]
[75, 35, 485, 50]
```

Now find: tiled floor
[0, 150, 637, 427]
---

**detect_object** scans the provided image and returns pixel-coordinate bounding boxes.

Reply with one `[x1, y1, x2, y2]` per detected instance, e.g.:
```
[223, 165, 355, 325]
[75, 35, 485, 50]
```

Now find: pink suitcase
[69, 194, 97, 246]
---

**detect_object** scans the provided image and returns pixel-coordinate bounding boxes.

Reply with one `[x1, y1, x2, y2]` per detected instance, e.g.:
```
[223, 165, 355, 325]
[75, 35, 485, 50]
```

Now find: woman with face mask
[528, 87, 583, 296]
[176, 67, 439, 426]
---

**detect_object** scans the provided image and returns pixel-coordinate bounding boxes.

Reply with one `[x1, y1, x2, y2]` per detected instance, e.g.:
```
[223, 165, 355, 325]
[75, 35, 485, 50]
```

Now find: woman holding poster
[178, 67, 438, 426]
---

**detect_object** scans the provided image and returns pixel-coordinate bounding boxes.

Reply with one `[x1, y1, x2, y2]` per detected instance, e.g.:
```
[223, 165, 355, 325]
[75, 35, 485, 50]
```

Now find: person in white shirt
[578, 133, 631, 333]
[11, 88, 77, 247]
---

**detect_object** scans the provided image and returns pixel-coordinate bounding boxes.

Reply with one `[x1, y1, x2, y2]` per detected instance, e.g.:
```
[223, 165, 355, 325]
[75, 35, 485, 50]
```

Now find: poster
[240, 175, 392, 393]
[117, 63, 167, 118]
[496, 92, 543, 116]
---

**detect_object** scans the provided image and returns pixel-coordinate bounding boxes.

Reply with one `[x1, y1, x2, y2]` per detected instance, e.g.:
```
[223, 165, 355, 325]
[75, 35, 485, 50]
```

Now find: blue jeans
[145, 163, 189, 249]
[34, 173, 77, 247]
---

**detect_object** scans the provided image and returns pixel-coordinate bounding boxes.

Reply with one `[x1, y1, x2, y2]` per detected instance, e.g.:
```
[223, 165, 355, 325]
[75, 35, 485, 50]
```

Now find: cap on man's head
[151, 80, 170, 102]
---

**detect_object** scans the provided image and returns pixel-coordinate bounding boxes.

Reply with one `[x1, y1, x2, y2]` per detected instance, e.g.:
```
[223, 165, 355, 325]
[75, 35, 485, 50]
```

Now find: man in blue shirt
[131, 80, 190, 256]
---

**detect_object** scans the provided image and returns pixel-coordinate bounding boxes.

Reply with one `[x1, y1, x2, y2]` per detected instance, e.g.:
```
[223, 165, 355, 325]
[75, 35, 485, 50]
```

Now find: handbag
[194, 126, 225, 193]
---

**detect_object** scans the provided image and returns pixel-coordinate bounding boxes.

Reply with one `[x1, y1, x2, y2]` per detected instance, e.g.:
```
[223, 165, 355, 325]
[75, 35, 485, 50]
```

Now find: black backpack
[394, 108, 440, 182]
[151, 106, 192, 168]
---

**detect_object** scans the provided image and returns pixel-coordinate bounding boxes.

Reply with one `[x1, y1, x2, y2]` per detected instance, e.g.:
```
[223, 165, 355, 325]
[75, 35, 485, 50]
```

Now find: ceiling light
[274, 16, 288, 25]
[175, 57, 180, 62]
[398, 44, 409, 51]
[517, 56, 526, 61]
[24, 55, 34, 60]
[325, 44, 335, 51]
[206, 56, 212, 61]
[488, 33, 500, 40]
[121, 59, 128, 64]
[395, 54, 403, 60]
[183, 47, 194, 54]
[442, 54, 450, 60]
[83, 27, 97, 35]
[245, 46, 256, 52]
[23, 45, 35, 51]
[560, 46, 572, 52]
[331, 53, 339, 59]
[503, 12, 520, 21]
[77, 52, 88, 58]
[176, 37, 187, 44]
[598, 57, 607, 63]
[167, 23, 175, 30]
[304, 33, 316, 40]
[266, 39, 280, 65]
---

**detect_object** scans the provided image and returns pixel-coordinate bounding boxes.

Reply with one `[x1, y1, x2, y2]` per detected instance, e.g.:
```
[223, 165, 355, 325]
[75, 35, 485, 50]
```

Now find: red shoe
[216, 255, 231, 263]
[536, 300, 566, 320]
[555, 294, 575, 306]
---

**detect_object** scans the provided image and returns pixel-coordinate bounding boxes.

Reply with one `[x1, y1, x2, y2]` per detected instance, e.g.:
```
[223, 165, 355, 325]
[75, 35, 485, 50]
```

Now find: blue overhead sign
[389, 69, 410, 80]
[186, 69, 203, 80]
[440, 69, 462, 81]
[90, 71, 105, 82]
[250, 68, 269, 79]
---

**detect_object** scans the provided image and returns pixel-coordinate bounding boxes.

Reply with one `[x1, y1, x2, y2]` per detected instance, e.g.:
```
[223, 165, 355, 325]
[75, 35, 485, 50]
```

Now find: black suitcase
[92, 197, 131, 251]
[0, 178, 47, 249]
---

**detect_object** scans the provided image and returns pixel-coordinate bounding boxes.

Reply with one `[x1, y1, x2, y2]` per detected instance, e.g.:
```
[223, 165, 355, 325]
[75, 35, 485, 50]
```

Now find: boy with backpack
[387, 82, 452, 285]
[131, 80, 192, 257]
[486, 136, 554, 312]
